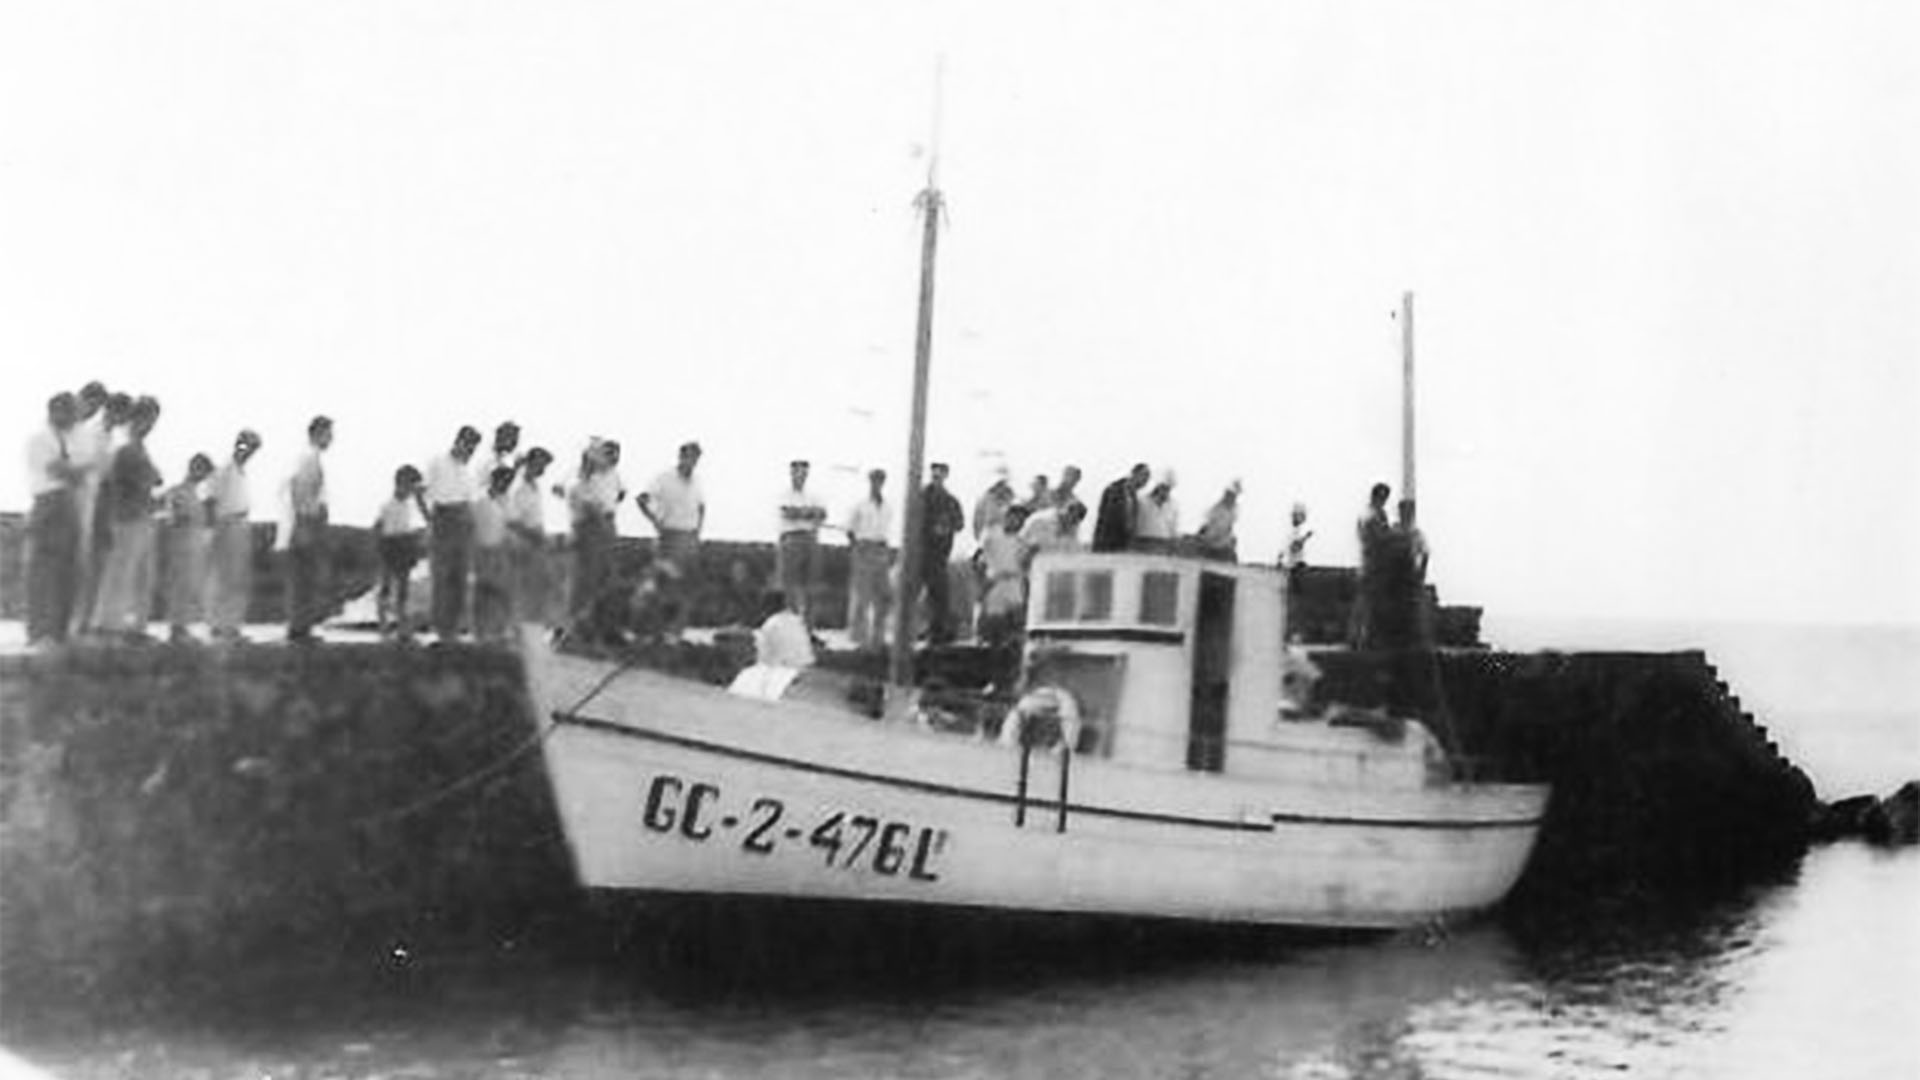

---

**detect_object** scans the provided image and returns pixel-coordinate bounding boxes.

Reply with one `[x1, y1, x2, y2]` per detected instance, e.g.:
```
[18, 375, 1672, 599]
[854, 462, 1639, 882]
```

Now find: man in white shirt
[66, 381, 111, 636]
[775, 459, 827, 622]
[844, 468, 893, 649]
[566, 437, 626, 641]
[639, 440, 706, 577]
[24, 393, 84, 644]
[285, 415, 333, 643]
[1134, 473, 1180, 550]
[425, 425, 483, 641]
[508, 447, 554, 626]
[206, 429, 261, 642]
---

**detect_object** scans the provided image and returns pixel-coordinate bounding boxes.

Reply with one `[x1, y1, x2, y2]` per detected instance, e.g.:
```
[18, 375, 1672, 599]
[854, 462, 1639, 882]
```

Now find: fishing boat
[520, 547, 1548, 929]
[518, 122, 1548, 930]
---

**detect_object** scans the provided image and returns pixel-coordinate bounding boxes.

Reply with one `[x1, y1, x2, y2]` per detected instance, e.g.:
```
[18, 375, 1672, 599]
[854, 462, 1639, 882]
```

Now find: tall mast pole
[889, 64, 945, 688]
[1400, 290, 1416, 506]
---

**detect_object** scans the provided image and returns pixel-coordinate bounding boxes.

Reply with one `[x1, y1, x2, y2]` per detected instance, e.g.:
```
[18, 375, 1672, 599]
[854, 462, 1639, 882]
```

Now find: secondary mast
[1401, 290, 1416, 506]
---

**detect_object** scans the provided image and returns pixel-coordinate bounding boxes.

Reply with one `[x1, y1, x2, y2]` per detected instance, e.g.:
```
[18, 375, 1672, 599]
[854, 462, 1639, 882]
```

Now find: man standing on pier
[640, 440, 706, 576]
[844, 468, 893, 649]
[918, 462, 966, 644]
[1350, 482, 1393, 648]
[207, 430, 261, 643]
[774, 459, 827, 623]
[284, 415, 333, 643]
[425, 425, 482, 641]
[24, 393, 84, 645]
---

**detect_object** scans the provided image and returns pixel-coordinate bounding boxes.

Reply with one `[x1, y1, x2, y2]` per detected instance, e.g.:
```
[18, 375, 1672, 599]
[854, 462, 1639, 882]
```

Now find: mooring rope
[351, 633, 641, 830]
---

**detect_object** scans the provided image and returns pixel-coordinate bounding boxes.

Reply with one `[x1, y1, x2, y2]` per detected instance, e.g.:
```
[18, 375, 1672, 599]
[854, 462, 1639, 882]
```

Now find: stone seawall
[1312, 648, 1819, 903]
[0, 643, 576, 1006]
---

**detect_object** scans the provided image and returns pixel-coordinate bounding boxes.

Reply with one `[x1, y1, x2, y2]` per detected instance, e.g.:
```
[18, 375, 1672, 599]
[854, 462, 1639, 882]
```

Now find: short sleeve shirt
[646, 469, 705, 531]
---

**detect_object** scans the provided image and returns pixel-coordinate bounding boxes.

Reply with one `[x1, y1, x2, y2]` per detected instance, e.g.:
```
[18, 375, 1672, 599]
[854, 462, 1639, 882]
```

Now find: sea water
[5, 621, 1917, 1080]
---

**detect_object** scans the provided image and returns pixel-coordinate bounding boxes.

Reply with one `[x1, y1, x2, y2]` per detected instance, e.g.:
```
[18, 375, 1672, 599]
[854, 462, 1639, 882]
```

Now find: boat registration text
[641, 773, 948, 882]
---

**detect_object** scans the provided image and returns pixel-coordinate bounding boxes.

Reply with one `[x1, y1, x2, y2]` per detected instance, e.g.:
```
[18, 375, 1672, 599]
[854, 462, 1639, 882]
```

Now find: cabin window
[1080, 571, 1114, 621]
[1043, 572, 1077, 621]
[1140, 571, 1180, 626]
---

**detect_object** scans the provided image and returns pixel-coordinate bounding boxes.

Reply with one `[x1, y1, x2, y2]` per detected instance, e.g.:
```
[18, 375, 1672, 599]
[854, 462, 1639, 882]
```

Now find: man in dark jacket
[1092, 463, 1151, 552]
[918, 462, 966, 643]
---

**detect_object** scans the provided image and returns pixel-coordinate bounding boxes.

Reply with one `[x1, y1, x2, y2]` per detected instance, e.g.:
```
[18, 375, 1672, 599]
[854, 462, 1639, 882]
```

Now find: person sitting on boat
[1194, 479, 1241, 561]
[1091, 462, 1149, 552]
[1132, 472, 1179, 552]
[728, 591, 816, 701]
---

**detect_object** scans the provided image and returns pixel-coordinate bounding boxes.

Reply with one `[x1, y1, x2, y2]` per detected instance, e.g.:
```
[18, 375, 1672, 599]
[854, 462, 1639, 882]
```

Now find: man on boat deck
[425, 425, 483, 641]
[1349, 482, 1393, 648]
[917, 461, 966, 644]
[65, 381, 111, 637]
[844, 468, 894, 649]
[1133, 472, 1180, 552]
[774, 458, 827, 623]
[1092, 463, 1150, 552]
[976, 503, 1030, 646]
[1022, 474, 1052, 515]
[1195, 480, 1242, 561]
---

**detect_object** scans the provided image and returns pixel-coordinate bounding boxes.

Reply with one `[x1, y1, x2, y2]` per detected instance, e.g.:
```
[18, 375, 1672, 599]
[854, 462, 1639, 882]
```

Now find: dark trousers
[26, 491, 80, 643]
[571, 512, 614, 635]
[921, 541, 955, 643]
[431, 504, 474, 637]
[286, 515, 330, 637]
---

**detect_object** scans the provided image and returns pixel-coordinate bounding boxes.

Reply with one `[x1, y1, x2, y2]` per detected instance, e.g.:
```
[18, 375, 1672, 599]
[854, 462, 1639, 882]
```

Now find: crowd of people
[24, 381, 1443, 653]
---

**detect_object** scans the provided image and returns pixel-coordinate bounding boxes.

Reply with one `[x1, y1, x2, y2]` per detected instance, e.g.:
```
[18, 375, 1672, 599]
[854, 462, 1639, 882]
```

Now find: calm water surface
[8, 843, 1916, 1080]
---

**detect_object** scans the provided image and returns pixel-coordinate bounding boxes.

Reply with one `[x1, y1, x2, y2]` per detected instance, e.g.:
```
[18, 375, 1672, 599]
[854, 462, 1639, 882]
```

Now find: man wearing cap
[639, 441, 706, 576]
[424, 425, 483, 640]
[24, 393, 85, 645]
[844, 468, 893, 649]
[284, 415, 333, 643]
[918, 462, 966, 644]
[207, 429, 261, 642]
[774, 459, 827, 622]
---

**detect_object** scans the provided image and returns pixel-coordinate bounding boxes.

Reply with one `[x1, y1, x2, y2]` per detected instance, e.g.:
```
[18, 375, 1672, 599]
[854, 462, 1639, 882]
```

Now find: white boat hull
[529, 651, 1549, 930]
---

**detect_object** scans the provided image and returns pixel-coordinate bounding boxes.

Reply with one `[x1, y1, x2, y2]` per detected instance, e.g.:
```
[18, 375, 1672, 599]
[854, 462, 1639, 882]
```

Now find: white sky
[2, 1, 1915, 625]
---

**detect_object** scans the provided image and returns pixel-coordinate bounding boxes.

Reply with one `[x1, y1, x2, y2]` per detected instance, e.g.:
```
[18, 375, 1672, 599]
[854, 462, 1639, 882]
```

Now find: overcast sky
[3, 1, 1914, 626]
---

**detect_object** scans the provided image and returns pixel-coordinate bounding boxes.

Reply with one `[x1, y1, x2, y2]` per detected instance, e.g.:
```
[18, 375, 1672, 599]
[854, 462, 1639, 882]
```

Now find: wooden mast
[888, 68, 945, 688]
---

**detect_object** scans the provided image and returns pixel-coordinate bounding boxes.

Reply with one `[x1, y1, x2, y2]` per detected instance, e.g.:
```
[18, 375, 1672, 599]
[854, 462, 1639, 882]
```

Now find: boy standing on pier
[373, 465, 427, 640]
[162, 453, 215, 644]
[471, 466, 516, 643]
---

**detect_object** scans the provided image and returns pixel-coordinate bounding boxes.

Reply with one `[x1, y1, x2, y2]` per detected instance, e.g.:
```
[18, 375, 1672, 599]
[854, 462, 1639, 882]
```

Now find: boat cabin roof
[1025, 550, 1284, 643]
